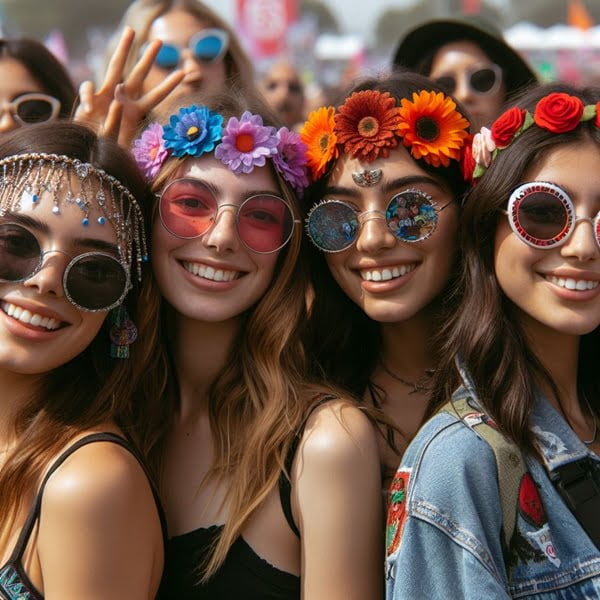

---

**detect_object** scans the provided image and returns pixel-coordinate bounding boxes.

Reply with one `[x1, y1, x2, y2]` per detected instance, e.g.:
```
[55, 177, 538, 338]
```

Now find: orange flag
[567, 0, 594, 30]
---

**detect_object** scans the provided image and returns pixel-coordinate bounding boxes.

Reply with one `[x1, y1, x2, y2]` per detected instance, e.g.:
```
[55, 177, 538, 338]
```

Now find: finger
[99, 26, 136, 94]
[137, 69, 185, 116]
[77, 80, 95, 115]
[102, 99, 124, 141]
[124, 39, 162, 95]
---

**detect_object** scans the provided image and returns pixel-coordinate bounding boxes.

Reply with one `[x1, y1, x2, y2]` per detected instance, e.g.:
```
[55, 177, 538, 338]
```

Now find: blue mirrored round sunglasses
[153, 28, 229, 70]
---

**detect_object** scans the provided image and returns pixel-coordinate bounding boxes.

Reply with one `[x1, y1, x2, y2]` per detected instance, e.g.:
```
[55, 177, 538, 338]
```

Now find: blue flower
[163, 105, 223, 158]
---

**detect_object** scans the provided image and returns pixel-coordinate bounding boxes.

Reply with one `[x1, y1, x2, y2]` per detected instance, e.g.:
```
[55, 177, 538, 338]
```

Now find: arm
[37, 441, 163, 600]
[293, 401, 383, 600]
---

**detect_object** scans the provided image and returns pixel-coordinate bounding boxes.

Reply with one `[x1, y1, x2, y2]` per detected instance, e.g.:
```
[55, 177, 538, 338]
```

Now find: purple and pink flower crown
[133, 105, 309, 193]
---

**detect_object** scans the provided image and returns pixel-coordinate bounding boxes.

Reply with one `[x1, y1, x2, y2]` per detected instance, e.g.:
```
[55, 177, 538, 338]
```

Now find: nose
[355, 212, 397, 254]
[561, 217, 600, 262]
[0, 105, 17, 133]
[453, 72, 474, 104]
[22, 251, 68, 298]
[180, 49, 204, 82]
[202, 205, 239, 253]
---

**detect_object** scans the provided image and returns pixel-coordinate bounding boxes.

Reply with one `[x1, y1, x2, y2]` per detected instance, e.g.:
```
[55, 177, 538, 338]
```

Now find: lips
[359, 263, 417, 282]
[544, 275, 599, 291]
[1, 300, 64, 330]
[181, 261, 242, 282]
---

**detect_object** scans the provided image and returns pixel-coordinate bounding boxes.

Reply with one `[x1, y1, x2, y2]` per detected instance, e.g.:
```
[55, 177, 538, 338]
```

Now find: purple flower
[272, 127, 309, 193]
[163, 105, 223, 158]
[215, 111, 278, 174]
[132, 123, 168, 180]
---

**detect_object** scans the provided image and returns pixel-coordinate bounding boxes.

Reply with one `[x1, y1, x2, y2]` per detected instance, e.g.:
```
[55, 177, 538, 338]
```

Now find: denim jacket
[385, 369, 600, 599]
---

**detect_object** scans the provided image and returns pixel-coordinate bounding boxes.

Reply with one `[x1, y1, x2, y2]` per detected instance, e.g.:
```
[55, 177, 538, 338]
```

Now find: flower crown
[471, 92, 600, 179]
[299, 89, 470, 182]
[133, 105, 309, 193]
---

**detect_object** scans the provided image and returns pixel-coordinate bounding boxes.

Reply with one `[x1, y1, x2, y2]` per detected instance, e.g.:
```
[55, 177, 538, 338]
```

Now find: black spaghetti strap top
[0, 432, 166, 600]
[160, 396, 335, 599]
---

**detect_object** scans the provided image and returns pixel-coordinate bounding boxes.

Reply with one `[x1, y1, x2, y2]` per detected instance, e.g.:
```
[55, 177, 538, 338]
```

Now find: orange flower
[334, 91, 401, 162]
[397, 91, 470, 167]
[300, 106, 339, 180]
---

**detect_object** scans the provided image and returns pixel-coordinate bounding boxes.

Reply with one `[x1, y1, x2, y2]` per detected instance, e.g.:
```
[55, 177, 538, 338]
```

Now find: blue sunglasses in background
[152, 28, 229, 69]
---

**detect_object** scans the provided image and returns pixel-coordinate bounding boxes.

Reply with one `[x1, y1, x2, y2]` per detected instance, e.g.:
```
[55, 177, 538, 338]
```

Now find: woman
[132, 90, 382, 598]
[103, 0, 254, 112]
[0, 121, 164, 598]
[392, 16, 538, 130]
[387, 83, 600, 597]
[0, 38, 75, 133]
[301, 72, 471, 479]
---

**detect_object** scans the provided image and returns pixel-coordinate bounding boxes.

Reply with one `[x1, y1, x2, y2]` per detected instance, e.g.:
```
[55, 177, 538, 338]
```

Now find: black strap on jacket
[551, 457, 600, 550]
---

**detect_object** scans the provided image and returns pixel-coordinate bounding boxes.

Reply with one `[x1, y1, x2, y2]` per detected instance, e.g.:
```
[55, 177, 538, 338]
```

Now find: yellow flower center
[186, 125, 200, 140]
[319, 133, 330, 152]
[235, 133, 255, 153]
[149, 146, 159, 160]
[358, 116, 379, 138]
[415, 117, 439, 142]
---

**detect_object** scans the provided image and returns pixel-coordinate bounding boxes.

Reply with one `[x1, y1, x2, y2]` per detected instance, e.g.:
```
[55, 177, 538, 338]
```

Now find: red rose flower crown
[299, 89, 471, 182]
[471, 92, 599, 179]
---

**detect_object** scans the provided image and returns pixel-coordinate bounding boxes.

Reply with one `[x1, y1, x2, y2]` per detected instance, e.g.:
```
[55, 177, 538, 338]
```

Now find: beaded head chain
[299, 89, 471, 182]
[471, 92, 600, 180]
[0, 152, 148, 280]
[133, 104, 310, 193]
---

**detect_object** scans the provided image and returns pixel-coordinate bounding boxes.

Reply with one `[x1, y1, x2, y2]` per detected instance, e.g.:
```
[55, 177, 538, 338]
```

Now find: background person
[259, 61, 306, 131]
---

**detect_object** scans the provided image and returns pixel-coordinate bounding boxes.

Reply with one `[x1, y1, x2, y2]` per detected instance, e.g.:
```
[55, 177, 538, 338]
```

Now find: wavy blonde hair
[0, 123, 162, 547]
[102, 0, 254, 91]
[134, 89, 346, 580]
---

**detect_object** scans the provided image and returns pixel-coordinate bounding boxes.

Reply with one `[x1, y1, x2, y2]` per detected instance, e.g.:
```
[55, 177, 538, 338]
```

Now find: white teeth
[360, 264, 417, 282]
[546, 275, 599, 291]
[1, 301, 61, 330]
[182, 262, 239, 282]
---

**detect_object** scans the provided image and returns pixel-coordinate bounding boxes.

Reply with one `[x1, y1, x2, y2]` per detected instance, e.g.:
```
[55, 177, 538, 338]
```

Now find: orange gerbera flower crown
[299, 89, 470, 181]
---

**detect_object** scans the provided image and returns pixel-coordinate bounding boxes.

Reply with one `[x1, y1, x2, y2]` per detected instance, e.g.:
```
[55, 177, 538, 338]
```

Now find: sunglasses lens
[307, 201, 358, 252]
[434, 76, 456, 95]
[193, 32, 226, 62]
[238, 195, 294, 253]
[470, 68, 498, 93]
[16, 98, 56, 124]
[160, 180, 216, 238]
[387, 191, 438, 242]
[66, 255, 127, 311]
[155, 44, 180, 69]
[0, 223, 41, 281]
[515, 189, 569, 245]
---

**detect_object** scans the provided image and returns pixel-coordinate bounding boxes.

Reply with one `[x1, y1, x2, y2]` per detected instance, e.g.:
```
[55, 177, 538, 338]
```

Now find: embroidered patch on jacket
[386, 469, 411, 557]
[531, 425, 567, 456]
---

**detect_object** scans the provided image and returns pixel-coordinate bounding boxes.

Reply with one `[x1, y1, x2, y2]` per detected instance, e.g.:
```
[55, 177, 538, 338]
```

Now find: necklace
[581, 394, 598, 446]
[381, 363, 435, 395]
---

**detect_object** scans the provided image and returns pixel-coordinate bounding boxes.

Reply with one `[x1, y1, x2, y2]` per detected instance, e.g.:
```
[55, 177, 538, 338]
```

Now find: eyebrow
[3, 212, 120, 257]
[181, 179, 281, 201]
[326, 175, 447, 197]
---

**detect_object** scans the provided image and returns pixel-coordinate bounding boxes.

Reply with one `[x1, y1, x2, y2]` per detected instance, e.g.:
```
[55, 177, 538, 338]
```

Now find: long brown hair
[103, 0, 254, 92]
[427, 82, 600, 454]
[0, 122, 159, 546]
[135, 89, 342, 579]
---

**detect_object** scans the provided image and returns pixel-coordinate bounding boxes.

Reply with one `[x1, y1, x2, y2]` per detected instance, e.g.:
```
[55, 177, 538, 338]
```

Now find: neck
[0, 369, 39, 450]
[171, 313, 241, 419]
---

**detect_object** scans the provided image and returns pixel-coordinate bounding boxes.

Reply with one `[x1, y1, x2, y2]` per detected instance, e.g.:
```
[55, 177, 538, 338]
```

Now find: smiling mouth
[360, 263, 417, 282]
[182, 261, 243, 282]
[1, 301, 64, 330]
[545, 275, 599, 291]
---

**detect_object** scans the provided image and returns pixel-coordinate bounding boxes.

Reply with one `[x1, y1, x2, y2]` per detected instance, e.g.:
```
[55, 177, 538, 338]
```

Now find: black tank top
[159, 397, 334, 599]
[0, 432, 166, 600]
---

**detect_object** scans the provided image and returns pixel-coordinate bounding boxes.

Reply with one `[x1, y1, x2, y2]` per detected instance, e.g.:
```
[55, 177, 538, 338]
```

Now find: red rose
[491, 107, 526, 148]
[460, 136, 476, 183]
[596, 101, 600, 128]
[534, 93, 584, 133]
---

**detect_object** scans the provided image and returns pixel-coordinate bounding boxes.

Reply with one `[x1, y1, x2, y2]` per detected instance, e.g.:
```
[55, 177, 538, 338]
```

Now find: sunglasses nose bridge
[23, 250, 70, 298]
[358, 209, 386, 224]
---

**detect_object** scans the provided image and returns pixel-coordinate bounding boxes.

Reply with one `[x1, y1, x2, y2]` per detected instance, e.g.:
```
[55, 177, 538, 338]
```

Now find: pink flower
[215, 111, 278, 174]
[472, 127, 496, 168]
[272, 128, 309, 193]
[133, 123, 168, 180]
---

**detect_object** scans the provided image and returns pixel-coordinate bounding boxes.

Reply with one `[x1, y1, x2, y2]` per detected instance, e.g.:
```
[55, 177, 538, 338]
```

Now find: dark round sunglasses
[0, 223, 130, 312]
[1, 93, 61, 127]
[152, 29, 229, 70]
[433, 64, 502, 96]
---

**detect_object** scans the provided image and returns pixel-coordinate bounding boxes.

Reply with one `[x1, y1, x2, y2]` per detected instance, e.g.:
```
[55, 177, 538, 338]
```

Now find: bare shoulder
[298, 398, 379, 469]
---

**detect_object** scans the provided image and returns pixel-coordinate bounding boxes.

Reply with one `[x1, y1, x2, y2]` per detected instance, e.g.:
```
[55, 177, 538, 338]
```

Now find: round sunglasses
[159, 178, 299, 254]
[306, 189, 451, 253]
[433, 64, 502, 96]
[152, 29, 229, 70]
[506, 181, 600, 249]
[0, 223, 130, 312]
[1, 93, 61, 127]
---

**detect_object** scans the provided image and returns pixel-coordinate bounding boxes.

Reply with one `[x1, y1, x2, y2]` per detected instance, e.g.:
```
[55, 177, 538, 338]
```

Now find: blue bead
[82, 217, 89, 226]
[98, 216, 106, 225]
[32, 194, 38, 203]
[142, 255, 149, 262]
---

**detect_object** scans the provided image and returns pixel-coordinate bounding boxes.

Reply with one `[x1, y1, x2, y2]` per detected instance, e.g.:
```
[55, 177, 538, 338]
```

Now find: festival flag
[567, 0, 594, 30]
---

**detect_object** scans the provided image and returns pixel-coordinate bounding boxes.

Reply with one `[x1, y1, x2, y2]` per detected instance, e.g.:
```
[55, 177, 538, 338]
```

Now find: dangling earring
[109, 305, 138, 359]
